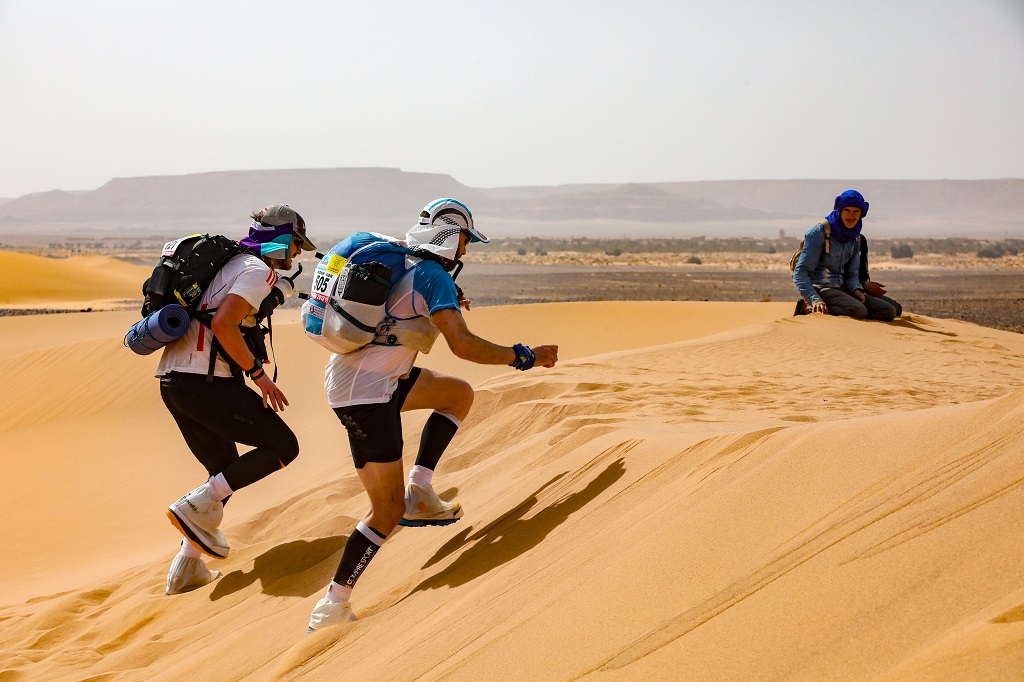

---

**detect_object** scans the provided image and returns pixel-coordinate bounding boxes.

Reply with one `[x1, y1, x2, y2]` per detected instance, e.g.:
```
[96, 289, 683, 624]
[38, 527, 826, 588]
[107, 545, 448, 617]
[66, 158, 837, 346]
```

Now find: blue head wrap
[825, 189, 869, 244]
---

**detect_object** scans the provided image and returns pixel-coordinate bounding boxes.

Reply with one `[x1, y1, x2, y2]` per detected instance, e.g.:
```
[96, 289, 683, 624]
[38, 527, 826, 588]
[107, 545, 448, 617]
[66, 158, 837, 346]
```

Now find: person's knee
[453, 378, 474, 413]
[867, 299, 897, 322]
[276, 431, 300, 468]
[873, 308, 897, 322]
[438, 376, 474, 419]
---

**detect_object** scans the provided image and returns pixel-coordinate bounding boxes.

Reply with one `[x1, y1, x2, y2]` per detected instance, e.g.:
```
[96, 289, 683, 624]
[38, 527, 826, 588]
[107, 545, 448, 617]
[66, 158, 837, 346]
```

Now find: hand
[853, 289, 867, 303]
[459, 294, 472, 311]
[254, 373, 289, 412]
[812, 301, 829, 314]
[532, 344, 559, 367]
[864, 280, 887, 297]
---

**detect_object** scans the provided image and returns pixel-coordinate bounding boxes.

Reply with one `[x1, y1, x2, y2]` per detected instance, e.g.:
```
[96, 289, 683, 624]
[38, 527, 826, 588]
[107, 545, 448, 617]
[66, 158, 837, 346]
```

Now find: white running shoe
[306, 597, 358, 634]
[399, 482, 464, 527]
[166, 484, 230, 558]
[165, 555, 221, 595]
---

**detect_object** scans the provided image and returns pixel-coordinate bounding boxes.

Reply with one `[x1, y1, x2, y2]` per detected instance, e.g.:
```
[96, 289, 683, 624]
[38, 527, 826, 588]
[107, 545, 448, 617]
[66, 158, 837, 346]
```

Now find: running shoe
[307, 597, 358, 634]
[399, 482, 464, 527]
[166, 484, 230, 558]
[165, 555, 221, 595]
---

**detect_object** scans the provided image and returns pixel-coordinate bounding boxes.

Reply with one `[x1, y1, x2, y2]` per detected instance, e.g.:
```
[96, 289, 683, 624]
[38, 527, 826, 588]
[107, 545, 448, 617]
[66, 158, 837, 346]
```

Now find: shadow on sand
[889, 316, 958, 336]
[210, 535, 347, 601]
[405, 458, 627, 598]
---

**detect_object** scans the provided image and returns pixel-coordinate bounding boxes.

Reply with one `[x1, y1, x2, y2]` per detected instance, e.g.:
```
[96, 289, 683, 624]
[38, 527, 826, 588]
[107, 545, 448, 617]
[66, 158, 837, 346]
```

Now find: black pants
[818, 287, 898, 322]
[160, 371, 299, 490]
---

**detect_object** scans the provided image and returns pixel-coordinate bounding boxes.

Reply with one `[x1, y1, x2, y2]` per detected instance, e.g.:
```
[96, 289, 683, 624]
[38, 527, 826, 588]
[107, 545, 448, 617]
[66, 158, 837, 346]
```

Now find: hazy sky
[1, 1, 1022, 198]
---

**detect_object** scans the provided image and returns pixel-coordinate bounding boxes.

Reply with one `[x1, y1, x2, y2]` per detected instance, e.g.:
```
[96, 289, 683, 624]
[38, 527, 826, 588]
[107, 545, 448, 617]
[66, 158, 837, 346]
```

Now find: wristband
[245, 357, 264, 378]
[509, 343, 535, 371]
[249, 368, 265, 381]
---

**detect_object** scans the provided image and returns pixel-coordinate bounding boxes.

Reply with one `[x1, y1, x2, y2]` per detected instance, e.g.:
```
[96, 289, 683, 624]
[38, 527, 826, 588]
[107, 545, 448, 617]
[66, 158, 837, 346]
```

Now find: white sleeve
[227, 256, 275, 309]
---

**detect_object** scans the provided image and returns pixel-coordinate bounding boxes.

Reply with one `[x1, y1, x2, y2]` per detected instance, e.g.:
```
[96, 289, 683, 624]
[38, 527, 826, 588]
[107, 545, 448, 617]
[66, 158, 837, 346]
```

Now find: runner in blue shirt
[308, 198, 559, 634]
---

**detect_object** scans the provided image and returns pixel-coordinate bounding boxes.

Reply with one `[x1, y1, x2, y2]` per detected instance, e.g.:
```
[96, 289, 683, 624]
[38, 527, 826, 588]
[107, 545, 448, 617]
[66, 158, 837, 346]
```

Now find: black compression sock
[333, 522, 386, 589]
[413, 412, 460, 471]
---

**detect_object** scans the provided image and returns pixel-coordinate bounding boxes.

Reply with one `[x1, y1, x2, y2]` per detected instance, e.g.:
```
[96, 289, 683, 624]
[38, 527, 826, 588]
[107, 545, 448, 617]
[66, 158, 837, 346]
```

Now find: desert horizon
[2, 169, 1022, 241]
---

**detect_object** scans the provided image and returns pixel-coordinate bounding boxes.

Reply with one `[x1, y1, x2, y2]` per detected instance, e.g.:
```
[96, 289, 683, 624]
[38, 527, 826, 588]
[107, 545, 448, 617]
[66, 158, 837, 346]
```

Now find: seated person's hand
[812, 301, 828, 314]
[853, 289, 867, 303]
[864, 280, 887, 297]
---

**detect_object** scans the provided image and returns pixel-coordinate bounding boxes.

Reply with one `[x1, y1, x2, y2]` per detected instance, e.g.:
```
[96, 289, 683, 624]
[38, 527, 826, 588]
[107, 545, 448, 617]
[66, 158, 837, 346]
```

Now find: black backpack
[142, 234, 255, 317]
[142, 233, 280, 381]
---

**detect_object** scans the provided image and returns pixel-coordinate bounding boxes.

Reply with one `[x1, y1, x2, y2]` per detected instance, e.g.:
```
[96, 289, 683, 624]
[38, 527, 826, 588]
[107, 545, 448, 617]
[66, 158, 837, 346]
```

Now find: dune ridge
[1, 296, 1023, 679]
[0, 251, 149, 306]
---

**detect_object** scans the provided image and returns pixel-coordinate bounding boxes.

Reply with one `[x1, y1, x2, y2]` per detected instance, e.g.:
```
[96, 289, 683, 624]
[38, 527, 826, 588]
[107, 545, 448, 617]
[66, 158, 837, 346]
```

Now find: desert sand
[1, 253, 1023, 681]
[0, 251, 145, 308]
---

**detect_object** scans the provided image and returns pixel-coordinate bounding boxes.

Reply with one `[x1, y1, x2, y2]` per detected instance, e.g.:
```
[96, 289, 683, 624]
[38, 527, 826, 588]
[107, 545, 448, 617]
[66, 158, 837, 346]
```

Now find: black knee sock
[333, 522, 387, 588]
[413, 412, 460, 471]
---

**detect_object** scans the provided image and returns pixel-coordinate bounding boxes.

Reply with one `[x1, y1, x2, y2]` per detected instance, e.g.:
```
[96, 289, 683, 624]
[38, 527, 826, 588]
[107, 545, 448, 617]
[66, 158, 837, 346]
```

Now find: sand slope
[1, 296, 1023, 680]
[0, 251, 150, 306]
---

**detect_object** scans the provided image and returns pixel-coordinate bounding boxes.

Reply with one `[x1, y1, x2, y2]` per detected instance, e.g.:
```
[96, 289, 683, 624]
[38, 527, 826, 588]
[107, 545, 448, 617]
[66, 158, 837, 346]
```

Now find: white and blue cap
[405, 198, 489, 260]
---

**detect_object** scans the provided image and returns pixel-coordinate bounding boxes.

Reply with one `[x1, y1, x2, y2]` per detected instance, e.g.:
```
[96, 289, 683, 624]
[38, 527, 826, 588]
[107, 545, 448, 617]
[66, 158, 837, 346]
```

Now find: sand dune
[1, 274, 1023, 679]
[0, 251, 150, 306]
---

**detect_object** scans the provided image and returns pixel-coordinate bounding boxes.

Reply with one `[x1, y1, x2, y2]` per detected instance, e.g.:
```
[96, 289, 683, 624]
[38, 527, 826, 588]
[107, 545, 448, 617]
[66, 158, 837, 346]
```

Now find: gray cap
[260, 204, 316, 251]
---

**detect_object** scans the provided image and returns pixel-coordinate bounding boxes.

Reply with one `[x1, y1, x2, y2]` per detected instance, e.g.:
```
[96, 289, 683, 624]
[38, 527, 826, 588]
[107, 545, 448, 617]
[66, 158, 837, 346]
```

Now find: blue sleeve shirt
[793, 223, 863, 304]
[411, 259, 461, 316]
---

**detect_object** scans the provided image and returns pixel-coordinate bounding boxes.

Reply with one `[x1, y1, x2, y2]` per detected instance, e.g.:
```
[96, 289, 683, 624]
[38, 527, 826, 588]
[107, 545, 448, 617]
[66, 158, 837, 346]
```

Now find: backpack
[301, 232, 456, 355]
[139, 233, 281, 380]
[142, 234, 255, 316]
[789, 220, 831, 272]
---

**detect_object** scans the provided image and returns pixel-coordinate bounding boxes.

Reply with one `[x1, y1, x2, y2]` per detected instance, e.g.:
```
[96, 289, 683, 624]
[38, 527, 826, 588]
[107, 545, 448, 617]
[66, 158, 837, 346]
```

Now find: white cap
[405, 198, 488, 260]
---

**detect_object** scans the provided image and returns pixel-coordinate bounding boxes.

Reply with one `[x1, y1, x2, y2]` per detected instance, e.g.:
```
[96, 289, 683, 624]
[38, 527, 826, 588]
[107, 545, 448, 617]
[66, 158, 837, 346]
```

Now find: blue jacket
[793, 222, 864, 304]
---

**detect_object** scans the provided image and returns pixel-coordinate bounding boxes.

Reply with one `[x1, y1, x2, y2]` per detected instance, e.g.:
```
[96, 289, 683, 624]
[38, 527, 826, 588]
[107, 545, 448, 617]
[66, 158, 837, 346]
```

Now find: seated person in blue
[793, 190, 897, 321]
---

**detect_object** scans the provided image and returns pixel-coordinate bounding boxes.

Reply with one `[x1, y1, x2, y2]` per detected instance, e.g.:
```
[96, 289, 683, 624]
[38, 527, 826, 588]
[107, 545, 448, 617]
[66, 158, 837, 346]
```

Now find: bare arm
[431, 308, 558, 367]
[210, 293, 289, 411]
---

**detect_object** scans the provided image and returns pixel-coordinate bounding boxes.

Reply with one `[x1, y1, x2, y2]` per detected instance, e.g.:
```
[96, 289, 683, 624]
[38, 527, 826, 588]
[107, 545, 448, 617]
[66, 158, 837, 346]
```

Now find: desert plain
[0, 248, 1022, 680]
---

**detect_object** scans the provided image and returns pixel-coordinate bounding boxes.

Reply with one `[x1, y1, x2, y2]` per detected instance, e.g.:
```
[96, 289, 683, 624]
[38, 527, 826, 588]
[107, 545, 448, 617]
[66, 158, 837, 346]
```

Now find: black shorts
[333, 367, 422, 468]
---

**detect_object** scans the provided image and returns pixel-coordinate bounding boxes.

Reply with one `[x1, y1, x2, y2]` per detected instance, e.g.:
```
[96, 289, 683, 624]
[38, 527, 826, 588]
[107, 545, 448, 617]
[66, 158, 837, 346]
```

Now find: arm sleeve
[412, 261, 461, 316]
[793, 225, 824, 304]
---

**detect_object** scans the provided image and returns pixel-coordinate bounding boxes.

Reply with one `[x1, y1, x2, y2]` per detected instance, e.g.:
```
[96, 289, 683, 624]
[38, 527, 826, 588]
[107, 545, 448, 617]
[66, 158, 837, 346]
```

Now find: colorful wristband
[509, 343, 535, 371]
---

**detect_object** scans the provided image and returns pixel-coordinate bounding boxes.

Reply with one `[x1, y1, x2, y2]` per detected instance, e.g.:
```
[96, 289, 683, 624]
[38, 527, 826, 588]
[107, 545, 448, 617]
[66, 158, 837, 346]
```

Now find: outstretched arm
[431, 308, 558, 368]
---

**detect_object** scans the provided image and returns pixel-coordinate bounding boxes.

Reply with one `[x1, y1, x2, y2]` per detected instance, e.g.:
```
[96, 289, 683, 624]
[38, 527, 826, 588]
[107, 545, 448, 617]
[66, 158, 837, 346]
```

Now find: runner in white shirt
[161, 205, 316, 596]
[306, 199, 559, 634]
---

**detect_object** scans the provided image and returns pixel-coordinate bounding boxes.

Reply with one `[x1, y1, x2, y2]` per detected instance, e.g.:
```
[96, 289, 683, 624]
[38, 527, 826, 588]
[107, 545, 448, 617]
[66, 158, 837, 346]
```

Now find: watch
[245, 357, 264, 377]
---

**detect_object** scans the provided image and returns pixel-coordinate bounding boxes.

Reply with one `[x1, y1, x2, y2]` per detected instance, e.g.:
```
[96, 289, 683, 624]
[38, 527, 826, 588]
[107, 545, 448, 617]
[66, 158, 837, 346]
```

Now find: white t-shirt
[156, 254, 277, 378]
[325, 258, 460, 407]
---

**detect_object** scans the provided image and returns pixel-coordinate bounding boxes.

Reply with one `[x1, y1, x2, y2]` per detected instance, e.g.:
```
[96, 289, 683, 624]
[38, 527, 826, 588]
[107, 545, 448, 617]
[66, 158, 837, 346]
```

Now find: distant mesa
[1, 169, 1021, 239]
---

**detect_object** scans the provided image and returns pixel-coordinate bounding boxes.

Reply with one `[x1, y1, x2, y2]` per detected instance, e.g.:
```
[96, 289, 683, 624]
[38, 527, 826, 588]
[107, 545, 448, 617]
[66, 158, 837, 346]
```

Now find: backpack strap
[407, 247, 466, 303]
[819, 219, 831, 254]
[330, 298, 380, 334]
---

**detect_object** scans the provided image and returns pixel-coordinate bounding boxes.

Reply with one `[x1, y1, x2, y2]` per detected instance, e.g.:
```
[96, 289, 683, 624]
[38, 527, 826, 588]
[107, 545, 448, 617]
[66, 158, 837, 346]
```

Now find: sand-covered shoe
[165, 555, 221, 595]
[399, 482, 464, 527]
[307, 597, 357, 634]
[166, 484, 230, 558]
